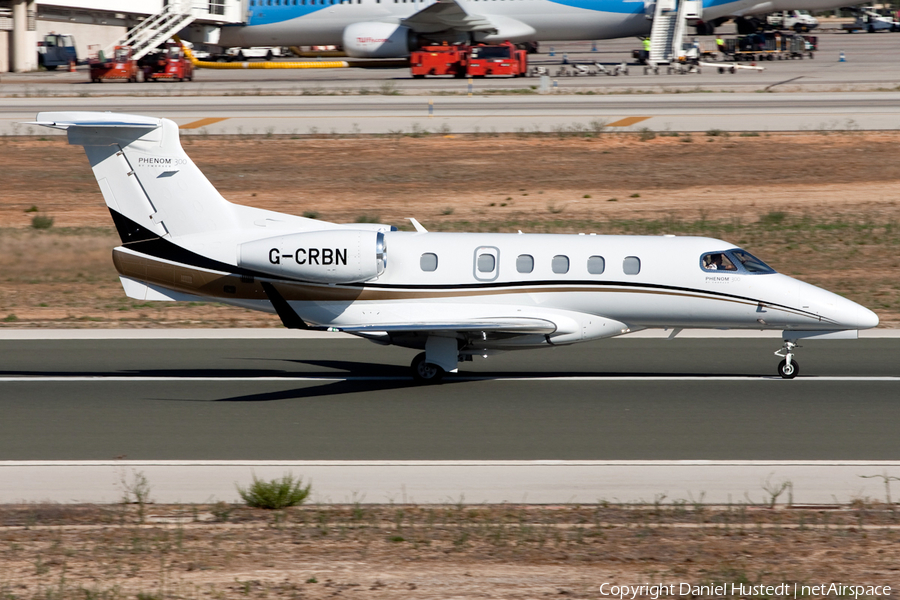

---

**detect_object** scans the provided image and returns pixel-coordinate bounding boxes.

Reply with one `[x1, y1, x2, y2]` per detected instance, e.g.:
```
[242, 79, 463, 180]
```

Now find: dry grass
[0, 502, 898, 599]
[1, 132, 899, 327]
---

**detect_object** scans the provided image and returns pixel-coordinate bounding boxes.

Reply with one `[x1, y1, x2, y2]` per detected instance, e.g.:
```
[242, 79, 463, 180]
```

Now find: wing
[401, 0, 497, 34]
[328, 317, 557, 336]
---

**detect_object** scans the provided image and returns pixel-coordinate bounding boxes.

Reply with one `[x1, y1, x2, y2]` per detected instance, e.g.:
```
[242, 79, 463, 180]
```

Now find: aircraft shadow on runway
[0, 356, 765, 402]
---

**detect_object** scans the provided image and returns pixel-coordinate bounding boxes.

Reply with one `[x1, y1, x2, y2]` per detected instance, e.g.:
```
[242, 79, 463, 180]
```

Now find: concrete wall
[36, 20, 125, 60]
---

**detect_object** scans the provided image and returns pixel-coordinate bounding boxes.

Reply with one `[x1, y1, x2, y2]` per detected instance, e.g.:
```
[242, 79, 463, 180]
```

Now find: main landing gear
[410, 336, 460, 383]
[774, 340, 800, 379]
[412, 352, 445, 383]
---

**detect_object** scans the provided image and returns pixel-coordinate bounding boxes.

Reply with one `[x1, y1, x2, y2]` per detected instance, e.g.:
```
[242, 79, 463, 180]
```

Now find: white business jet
[32, 112, 878, 382]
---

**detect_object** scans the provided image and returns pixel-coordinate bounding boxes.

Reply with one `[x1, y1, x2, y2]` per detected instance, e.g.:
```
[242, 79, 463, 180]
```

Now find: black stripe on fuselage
[109, 208, 271, 279]
[353, 279, 826, 322]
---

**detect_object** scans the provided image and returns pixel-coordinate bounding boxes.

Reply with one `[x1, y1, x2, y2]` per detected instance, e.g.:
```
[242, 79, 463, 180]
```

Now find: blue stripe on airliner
[246, 2, 329, 26]
[243, 0, 742, 26]
[547, 0, 741, 14]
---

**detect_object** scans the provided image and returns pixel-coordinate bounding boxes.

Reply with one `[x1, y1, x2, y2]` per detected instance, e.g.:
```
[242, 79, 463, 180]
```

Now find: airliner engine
[342, 22, 416, 58]
[238, 230, 386, 284]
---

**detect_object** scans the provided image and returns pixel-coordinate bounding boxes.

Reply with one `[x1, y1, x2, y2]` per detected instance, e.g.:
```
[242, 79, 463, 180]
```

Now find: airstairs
[102, 0, 201, 61]
[648, 0, 701, 63]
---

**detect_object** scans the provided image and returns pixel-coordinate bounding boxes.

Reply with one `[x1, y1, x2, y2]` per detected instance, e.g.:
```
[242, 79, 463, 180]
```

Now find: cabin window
[420, 252, 438, 272]
[477, 253, 495, 273]
[473, 246, 500, 281]
[552, 255, 569, 274]
[516, 254, 534, 273]
[623, 256, 641, 275]
[587, 255, 605, 274]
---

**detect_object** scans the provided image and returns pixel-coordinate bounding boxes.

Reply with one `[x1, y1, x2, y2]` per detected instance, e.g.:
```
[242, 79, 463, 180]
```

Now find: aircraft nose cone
[857, 305, 879, 330]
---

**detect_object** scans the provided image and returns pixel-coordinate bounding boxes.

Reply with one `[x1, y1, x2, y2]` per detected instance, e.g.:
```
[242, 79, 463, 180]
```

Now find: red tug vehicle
[88, 45, 139, 83]
[411, 44, 469, 78]
[141, 42, 194, 82]
[410, 42, 528, 78]
[466, 42, 528, 77]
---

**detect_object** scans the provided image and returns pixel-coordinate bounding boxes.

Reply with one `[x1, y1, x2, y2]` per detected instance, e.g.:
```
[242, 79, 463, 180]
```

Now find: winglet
[409, 218, 428, 233]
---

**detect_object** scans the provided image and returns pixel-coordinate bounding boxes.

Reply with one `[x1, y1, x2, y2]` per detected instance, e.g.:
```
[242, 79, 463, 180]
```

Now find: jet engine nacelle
[342, 22, 415, 58]
[238, 230, 386, 284]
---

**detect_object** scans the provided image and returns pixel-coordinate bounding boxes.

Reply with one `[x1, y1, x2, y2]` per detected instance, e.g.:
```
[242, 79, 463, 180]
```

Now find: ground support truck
[411, 45, 468, 78]
[410, 42, 526, 78]
[140, 43, 194, 82]
[88, 46, 139, 83]
[37, 33, 77, 71]
[723, 33, 816, 61]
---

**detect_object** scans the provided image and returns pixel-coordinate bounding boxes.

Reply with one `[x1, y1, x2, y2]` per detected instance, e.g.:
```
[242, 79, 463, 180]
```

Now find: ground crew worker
[641, 37, 651, 63]
[716, 35, 725, 56]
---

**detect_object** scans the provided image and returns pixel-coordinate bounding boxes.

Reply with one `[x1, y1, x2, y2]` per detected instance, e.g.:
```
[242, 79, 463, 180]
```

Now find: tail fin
[33, 112, 238, 241]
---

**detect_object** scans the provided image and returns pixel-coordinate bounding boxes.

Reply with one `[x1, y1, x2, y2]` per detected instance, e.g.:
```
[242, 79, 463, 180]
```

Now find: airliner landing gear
[411, 352, 445, 383]
[775, 340, 800, 379]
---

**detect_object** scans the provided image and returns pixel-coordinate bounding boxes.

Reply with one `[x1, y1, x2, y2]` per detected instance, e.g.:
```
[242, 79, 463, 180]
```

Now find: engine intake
[342, 22, 416, 58]
[239, 230, 386, 284]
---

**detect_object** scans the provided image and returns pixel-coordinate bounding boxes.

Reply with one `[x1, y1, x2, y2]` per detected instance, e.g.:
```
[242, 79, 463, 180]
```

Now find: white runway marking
[1, 375, 898, 382]
[2, 460, 899, 505]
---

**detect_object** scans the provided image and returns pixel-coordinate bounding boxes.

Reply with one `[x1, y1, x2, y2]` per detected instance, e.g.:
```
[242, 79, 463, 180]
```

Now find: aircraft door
[474, 246, 500, 282]
[644, 0, 656, 18]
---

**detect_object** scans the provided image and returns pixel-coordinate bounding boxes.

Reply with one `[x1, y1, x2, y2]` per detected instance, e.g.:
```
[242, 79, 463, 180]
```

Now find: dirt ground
[1, 131, 898, 327]
[1, 503, 899, 599]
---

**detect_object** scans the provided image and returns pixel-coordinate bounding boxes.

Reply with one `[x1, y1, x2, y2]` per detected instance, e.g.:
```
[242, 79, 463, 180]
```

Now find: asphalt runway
[4, 91, 900, 134]
[2, 335, 898, 462]
[3, 33, 900, 134]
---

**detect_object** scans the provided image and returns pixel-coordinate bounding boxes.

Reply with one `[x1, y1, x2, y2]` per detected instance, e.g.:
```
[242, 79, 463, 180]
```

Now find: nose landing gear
[774, 340, 800, 379]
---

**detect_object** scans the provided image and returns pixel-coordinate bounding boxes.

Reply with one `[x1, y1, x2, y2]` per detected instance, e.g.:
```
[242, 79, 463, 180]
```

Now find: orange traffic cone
[69, 60, 76, 72]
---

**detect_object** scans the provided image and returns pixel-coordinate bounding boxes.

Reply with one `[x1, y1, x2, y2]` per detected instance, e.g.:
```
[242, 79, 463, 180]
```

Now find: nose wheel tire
[412, 352, 445, 383]
[778, 359, 799, 379]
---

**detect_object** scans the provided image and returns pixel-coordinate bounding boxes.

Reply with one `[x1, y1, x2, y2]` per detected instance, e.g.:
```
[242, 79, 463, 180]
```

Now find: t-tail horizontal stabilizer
[32, 111, 240, 243]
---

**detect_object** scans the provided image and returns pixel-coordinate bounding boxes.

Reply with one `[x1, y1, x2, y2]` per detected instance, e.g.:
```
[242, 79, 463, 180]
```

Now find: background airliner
[31, 111, 878, 382]
[217, 0, 851, 57]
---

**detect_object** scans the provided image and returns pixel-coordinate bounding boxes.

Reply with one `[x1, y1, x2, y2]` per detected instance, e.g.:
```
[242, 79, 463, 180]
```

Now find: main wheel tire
[411, 352, 445, 383]
[778, 359, 799, 379]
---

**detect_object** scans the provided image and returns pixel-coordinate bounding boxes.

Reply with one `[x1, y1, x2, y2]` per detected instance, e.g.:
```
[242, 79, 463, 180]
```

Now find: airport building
[0, 0, 243, 72]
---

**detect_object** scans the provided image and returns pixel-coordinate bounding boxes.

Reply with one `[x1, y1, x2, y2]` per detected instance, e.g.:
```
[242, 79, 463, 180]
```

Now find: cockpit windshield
[700, 249, 776, 274]
[730, 250, 776, 273]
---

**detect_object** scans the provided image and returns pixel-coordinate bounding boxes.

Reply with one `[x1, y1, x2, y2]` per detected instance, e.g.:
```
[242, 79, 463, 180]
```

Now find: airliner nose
[857, 305, 879, 330]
